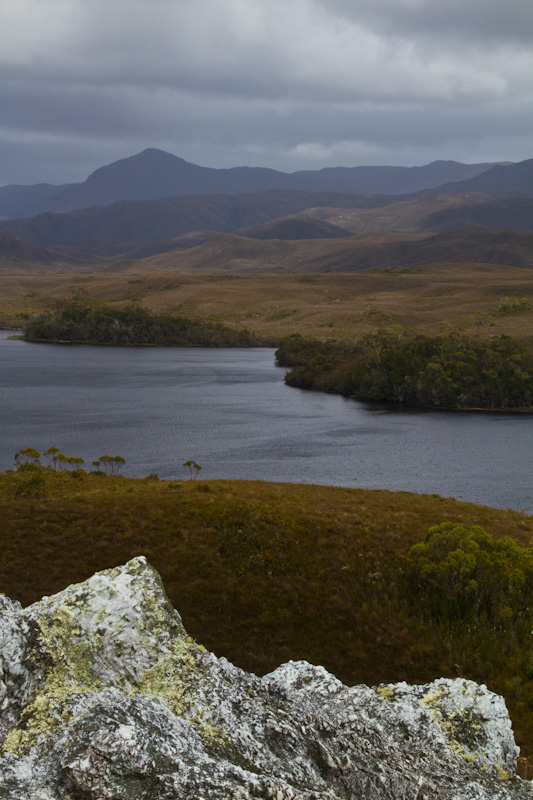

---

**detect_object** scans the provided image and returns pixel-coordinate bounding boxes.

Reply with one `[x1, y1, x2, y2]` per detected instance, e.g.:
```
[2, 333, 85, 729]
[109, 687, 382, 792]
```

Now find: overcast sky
[1, 0, 532, 185]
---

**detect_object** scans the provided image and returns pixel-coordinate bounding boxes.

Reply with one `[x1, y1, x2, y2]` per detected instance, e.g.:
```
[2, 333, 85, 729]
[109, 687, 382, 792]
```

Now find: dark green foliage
[276, 329, 533, 409]
[407, 521, 533, 761]
[497, 296, 532, 315]
[12, 471, 46, 499]
[24, 296, 269, 347]
[409, 521, 532, 625]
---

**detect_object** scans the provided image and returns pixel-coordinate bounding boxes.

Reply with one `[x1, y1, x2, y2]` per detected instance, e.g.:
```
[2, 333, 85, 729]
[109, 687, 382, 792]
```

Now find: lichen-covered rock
[0, 557, 531, 799]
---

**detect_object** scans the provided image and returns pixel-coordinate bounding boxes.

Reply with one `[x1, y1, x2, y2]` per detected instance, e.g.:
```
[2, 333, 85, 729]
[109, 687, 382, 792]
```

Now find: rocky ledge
[1, 557, 532, 799]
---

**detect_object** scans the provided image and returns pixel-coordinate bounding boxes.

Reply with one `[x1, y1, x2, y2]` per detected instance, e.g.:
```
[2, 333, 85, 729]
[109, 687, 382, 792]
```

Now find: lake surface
[0, 331, 531, 513]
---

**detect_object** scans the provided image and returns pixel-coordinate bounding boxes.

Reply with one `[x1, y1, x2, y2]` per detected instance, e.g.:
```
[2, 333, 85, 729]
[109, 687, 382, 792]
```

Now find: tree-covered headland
[276, 329, 533, 410]
[23, 297, 271, 347]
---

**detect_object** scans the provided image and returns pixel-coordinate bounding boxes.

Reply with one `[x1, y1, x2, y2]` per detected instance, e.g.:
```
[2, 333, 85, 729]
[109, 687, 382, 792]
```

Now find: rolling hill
[283, 194, 533, 236]
[0, 231, 100, 272]
[0, 190, 392, 253]
[3, 189, 533, 261]
[133, 226, 533, 274]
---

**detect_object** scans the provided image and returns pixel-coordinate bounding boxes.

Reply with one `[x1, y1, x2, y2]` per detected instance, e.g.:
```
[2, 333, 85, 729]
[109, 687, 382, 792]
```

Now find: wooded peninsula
[276, 330, 533, 411]
[23, 297, 270, 347]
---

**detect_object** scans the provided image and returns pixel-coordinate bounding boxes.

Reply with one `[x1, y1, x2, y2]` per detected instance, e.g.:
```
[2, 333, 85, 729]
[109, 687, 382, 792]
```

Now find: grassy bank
[1, 469, 533, 761]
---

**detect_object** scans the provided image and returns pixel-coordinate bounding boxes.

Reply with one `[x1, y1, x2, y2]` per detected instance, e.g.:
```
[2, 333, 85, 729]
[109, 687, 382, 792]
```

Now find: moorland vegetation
[2, 264, 533, 346]
[1, 465, 533, 766]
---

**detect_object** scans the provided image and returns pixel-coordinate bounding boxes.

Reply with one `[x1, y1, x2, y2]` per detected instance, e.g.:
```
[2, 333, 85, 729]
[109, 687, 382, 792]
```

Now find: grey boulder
[0, 556, 531, 799]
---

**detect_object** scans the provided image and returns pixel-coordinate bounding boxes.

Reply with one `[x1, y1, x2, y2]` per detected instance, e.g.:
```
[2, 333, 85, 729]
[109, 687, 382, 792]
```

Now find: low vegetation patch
[277, 330, 533, 410]
[1, 469, 533, 760]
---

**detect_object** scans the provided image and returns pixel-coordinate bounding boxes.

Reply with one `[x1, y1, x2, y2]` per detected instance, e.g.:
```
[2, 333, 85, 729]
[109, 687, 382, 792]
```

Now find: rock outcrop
[0, 556, 531, 799]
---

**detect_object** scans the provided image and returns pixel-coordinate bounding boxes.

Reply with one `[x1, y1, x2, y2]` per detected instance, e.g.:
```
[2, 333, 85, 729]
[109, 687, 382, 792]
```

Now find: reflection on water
[0, 331, 531, 512]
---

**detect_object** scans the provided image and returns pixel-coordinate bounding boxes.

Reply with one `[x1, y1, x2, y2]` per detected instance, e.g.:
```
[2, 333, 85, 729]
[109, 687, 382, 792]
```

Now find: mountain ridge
[0, 148, 507, 218]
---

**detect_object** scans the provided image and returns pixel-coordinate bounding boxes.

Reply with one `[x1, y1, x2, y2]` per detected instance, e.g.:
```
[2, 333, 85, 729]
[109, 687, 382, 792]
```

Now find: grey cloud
[316, 0, 533, 45]
[0, 0, 531, 185]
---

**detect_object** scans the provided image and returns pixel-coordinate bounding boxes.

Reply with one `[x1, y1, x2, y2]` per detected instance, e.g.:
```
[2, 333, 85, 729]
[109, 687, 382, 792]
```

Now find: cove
[0, 331, 531, 513]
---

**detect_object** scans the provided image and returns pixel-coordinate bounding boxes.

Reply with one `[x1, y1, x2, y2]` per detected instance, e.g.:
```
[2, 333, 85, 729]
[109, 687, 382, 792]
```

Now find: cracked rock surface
[0, 556, 532, 799]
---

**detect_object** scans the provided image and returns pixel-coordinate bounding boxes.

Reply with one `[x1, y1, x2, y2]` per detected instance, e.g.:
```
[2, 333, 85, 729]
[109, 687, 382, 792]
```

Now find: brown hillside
[0, 230, 101, 272]
[135, 227, 533, 274]
[294, 193, 533, 234]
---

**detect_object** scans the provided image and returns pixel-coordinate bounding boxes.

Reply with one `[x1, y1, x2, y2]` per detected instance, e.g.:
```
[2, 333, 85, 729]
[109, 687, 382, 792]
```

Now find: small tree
[53, 453, 67, 471]
[98, 455, 126, 476]
[43, 446, 60, 469]
[183, 459, 202, 480]
[14, 448, 41, 469]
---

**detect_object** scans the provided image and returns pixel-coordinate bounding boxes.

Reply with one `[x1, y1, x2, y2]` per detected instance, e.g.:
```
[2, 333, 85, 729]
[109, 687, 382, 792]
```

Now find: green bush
[408, 521, 532, 625]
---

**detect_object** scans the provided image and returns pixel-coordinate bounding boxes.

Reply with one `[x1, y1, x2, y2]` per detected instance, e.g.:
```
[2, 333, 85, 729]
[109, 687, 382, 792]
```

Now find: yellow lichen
[419, 685, 448, 709]
[2, 728, 23, 754]
[419, 686, 487, 771]
[1, 560, 192, 757]
[495, 764, 509, 781]
[198, 721, 229, 749]
[376, 686, 394, 699]
[132, 636, 197, 716]
[2, 602, 102, 755]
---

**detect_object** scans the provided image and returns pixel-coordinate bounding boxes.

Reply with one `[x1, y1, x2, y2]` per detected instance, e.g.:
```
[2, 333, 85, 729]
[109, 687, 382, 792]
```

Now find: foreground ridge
[0, 557, 531, 799]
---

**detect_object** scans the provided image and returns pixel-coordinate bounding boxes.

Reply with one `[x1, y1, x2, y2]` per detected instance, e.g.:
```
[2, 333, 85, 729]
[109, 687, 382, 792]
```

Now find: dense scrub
[277, 330, 533, 409]
[23, 297, 270, 347]
[1, 469, 533, 761]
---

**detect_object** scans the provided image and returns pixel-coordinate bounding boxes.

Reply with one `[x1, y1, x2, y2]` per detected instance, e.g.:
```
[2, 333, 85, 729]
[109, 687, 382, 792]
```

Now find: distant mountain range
[0, 148, 510, 219]
[0, 190, 392, 252]
[1, 149, 532, 275]
[2, 190, 533, 259]
[418, 159, 533, 198]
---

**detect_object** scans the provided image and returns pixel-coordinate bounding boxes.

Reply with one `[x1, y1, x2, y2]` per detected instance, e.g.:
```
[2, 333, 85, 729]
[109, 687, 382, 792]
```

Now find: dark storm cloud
[319, 0, 533, 45]
[0, 0, 531, 185]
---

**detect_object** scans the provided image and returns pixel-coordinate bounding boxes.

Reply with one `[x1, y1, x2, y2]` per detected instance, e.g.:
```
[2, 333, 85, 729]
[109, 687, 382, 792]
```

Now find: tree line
[276, 330, 533, 410]
[24, 297, 271, 347]
[15, 447, 126, 475]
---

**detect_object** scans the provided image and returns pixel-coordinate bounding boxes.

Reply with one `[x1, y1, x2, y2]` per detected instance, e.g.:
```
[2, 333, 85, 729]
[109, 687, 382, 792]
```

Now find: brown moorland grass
[1, 263, 533, 346]
[2, 470, 533, 759]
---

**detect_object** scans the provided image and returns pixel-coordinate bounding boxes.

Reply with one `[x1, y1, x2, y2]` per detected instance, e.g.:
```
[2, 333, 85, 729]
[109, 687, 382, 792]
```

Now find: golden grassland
[2, 470, 533, 762]
[1, 262, 533, 346]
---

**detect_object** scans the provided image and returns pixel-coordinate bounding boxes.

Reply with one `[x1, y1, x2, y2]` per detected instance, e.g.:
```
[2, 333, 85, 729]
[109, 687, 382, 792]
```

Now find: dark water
[0, 331, 531, 513]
